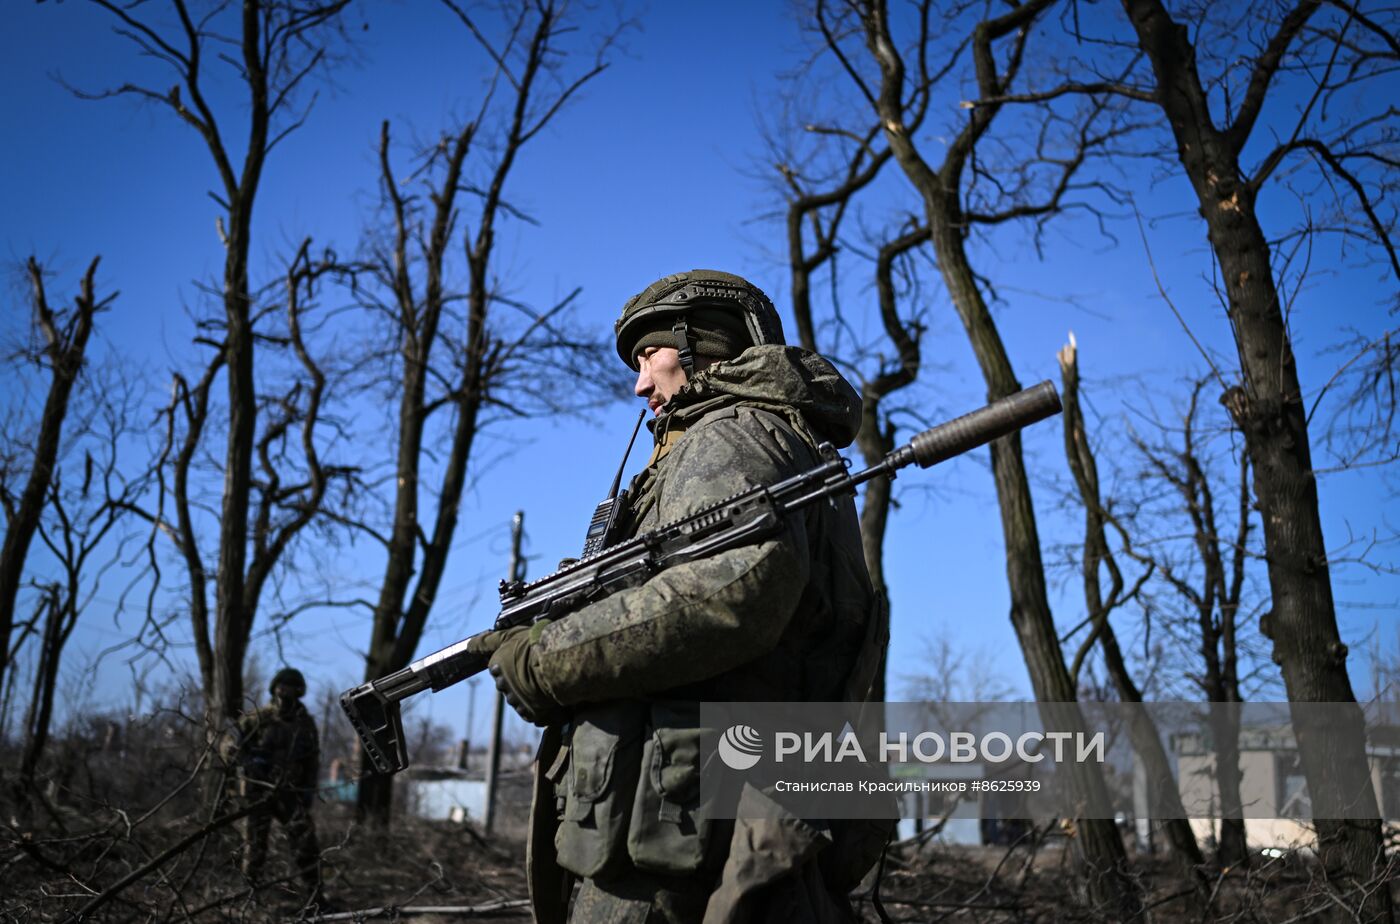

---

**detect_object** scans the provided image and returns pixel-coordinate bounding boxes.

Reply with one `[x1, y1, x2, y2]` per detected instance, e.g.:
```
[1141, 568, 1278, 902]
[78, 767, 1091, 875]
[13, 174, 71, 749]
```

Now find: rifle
[342, 381, 1062, 774]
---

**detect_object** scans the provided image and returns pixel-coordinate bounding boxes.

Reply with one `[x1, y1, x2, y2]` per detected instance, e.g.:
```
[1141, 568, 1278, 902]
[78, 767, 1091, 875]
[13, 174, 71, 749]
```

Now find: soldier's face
[272, 684, 298, 709]
[634, 346, 687, 415]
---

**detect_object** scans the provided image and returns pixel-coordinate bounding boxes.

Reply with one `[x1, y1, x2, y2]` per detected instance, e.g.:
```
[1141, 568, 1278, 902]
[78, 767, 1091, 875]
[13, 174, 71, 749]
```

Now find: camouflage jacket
[232, 700, 320, 795]
[527, 346, 885, 922]
[533, 344, 878, 705]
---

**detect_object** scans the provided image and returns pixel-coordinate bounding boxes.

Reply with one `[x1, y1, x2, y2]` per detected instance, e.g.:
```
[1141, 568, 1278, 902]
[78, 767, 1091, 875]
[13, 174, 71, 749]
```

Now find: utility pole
[459, 677, 479, 771]
[483, 511, 524, 834]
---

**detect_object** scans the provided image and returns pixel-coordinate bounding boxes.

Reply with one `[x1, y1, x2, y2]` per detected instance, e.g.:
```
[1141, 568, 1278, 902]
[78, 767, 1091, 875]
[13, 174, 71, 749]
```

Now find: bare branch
[1226, 0, 1324, 152]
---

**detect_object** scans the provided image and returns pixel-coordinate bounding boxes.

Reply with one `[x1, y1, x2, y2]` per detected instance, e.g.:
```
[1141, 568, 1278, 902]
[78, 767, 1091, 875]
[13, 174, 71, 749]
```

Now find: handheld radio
[580, 409, 647, 556]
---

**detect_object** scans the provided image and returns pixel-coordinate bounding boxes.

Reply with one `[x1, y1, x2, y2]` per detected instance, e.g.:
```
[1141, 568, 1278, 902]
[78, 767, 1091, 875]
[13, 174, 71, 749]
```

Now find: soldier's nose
[633, 367, 652, 398]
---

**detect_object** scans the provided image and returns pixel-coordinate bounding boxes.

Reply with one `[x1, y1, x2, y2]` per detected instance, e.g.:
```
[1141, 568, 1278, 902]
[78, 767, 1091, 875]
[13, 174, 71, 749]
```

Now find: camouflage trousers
[240, 792, 321, 893]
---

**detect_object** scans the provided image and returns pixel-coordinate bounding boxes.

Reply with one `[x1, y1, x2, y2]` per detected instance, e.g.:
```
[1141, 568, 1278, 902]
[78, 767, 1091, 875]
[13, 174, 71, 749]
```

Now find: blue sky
[3, 1, 1396, 749]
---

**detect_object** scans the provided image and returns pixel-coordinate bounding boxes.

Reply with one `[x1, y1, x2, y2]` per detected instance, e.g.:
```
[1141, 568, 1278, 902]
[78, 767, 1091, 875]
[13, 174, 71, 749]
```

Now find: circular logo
[718, 724, 763, 770]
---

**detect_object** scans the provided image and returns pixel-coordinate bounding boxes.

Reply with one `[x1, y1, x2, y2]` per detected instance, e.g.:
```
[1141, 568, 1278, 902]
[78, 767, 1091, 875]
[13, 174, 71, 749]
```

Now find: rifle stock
[342, 380, 1062, 774]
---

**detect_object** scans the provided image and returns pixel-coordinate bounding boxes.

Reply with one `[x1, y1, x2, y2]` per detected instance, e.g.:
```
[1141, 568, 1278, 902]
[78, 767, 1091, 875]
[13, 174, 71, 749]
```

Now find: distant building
[1160, 722, 1400, 851]
[401, 766, 489, 823]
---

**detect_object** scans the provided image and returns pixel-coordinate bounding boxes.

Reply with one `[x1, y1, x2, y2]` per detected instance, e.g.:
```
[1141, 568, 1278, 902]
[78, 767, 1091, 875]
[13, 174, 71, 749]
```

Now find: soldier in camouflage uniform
[231, 667, 323, 903]
[470, 271, 889, 923]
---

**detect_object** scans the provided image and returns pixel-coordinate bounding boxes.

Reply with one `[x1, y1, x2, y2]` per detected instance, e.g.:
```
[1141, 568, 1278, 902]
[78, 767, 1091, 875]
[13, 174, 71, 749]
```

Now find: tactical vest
[237, 703, 319, 791]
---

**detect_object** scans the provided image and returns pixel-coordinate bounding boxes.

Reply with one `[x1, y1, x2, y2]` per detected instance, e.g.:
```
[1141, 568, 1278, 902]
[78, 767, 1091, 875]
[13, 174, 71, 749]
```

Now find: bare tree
[1058, 336, 1208, 889]
[899, 634, 1015, 702]
[765, 114, 922, 700]
[350, 0, 623, 823]
[74, 0, 356, 728]
[847, 228, 929, 702]
[139, 239, 353, 736]
[0, 258, 112, 699]
[1055, 1, 1399, 915]
[15, 363, 152, 804]
[811, 0, 1142, 912]
[1124, 379, 1259, 870]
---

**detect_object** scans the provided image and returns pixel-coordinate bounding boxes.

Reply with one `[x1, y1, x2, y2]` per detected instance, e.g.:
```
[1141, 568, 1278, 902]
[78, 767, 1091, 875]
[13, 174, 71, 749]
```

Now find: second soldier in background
[228, 666, 324, 909]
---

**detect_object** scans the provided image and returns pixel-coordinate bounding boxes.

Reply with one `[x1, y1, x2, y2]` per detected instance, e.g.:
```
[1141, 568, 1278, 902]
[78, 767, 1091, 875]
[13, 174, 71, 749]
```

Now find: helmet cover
[614, 270, 784, 370]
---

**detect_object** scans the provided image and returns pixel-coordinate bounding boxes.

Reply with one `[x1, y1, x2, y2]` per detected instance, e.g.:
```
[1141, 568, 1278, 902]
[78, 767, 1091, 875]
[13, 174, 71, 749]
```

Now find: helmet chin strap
[670, 316, 695, 379]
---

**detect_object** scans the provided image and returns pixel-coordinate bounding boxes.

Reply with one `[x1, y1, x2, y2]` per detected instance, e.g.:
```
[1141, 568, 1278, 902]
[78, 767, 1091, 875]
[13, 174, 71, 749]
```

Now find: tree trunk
[854, 408, 895, 703]
[847, 226, 925, 704]
[1059, 342, 1206, 887]
[1207, 703, 1248, 868]
[355, 260, 432, 825]
[352, 2, 606, 817]
[18, 590, 62, 795]
[1214, 469, 1250, 870]
[0, 259, 100, 697]
[856, 0, 1139, 912]
[209, 84, 265, 725]
[356, 112, 488, 824]
[928, 219, 1138, 917]
[1122, 1, 1392, 917]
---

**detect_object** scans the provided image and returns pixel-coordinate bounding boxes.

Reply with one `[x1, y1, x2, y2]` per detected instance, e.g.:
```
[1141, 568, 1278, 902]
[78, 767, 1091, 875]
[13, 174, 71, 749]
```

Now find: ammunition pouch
[626, 700, 718, 875]
[554, 702, 645, 878]
[552, 699, 723, 880]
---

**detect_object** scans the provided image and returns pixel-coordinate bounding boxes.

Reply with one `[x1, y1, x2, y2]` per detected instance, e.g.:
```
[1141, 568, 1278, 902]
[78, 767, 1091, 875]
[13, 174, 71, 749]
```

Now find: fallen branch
[875, 896, 1025, 912]
[304, 898, 532, 921]
[72, 794, 267, 918]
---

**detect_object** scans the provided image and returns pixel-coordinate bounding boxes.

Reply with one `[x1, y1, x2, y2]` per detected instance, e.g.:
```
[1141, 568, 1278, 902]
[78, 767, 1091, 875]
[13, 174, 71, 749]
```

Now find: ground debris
[303, 898, 530, 921]
[3, 798, 530, 922]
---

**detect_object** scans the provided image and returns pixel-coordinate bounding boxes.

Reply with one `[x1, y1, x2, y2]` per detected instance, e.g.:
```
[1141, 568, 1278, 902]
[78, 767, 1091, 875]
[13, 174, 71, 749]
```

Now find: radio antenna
[608, 409, 647, 499]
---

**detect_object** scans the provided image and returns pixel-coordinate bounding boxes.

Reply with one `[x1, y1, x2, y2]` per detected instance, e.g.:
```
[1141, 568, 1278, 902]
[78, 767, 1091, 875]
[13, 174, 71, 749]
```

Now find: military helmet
[270, 667, 306, 698]
[614, 270, 785, 374]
